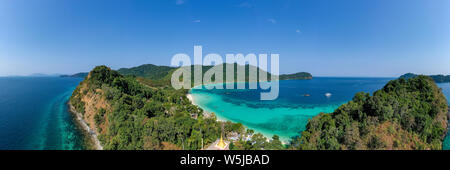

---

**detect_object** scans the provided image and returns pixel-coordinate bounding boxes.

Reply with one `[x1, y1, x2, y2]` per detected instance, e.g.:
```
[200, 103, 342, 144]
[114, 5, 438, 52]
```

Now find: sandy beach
[186, 93, 195, 104]
[187, 93, 214, 119]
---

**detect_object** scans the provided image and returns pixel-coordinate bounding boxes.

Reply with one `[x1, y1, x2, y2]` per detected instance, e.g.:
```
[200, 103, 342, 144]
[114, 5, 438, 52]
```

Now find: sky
[0, 0, 449, 77]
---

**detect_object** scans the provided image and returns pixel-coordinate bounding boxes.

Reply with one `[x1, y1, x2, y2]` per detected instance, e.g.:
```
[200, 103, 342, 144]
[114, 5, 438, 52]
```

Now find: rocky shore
[69, 103, 103, 150]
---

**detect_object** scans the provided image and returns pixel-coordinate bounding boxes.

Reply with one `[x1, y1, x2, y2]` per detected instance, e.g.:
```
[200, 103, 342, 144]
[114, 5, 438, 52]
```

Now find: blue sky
[0, 0, 449, 77]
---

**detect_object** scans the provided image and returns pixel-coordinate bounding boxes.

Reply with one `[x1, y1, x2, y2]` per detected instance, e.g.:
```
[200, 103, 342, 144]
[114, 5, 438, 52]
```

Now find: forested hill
[279, 72, 312, 80]
[400, 73, 450, 83]
[117, 63, 312, 86]
[294, 76, 448, 150]
[70, 66, 285, 150]
[70, 65, 448, 150]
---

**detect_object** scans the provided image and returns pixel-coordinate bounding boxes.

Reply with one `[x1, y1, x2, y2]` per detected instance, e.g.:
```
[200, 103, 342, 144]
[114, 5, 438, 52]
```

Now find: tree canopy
[294, 76, 448, 150]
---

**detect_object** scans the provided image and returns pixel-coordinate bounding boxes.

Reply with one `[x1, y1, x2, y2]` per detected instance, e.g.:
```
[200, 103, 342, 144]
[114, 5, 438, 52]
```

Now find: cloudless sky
[0, 0, 449, 77]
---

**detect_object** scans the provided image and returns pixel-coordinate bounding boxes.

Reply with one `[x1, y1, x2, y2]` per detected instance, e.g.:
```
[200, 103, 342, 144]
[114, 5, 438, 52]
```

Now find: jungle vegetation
[70, 65, 283, 150]
[400, 73, 450, 83]
[71, 65, 448, 150]
[293, 76, 448, 150]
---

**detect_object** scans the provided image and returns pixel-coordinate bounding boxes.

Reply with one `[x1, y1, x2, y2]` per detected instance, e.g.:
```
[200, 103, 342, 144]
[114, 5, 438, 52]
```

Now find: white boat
[325, 93, 332, 97]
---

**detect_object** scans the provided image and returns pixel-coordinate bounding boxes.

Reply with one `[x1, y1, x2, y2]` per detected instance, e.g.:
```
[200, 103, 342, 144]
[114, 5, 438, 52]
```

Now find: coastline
[187, 92, 227, 122]
[68, 103, 103, 150]
[187, 93, 217, 120]
[187, 89, 288, 144]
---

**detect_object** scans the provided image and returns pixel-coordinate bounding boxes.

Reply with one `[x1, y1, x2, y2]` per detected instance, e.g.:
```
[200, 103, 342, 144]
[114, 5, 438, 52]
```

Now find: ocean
[438, 83, 450, 150]
[0, 77, 85, 150]
[0, 77, 448, 150]
[191, 77, 450, 149]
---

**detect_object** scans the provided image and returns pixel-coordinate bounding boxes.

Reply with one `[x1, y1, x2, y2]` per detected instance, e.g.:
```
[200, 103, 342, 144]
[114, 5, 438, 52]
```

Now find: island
[400, 73, 450, 83]
[70, 65, 285, 150]
[117, 63, 313, 86]
[294, 76, 448, 150]
[278, 72, 313, 80]
[60, 72, 89, 78]
[70, 64, 448, 150]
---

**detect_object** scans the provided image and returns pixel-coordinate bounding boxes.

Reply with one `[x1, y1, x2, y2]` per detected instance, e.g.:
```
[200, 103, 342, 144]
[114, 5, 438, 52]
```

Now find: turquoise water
[191, 77, 395, 142]
[0, 77, 85, 150]
[0, 76, 448, 150]
[191, 78, 450, 148]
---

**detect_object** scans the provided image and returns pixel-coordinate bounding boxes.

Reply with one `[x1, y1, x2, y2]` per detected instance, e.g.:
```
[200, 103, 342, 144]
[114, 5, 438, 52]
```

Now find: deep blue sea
[0, 77, 85, 150]
[191, 78, 450, 149]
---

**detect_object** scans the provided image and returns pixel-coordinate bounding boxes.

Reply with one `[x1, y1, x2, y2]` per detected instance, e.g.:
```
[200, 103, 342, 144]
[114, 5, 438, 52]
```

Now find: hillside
[295, 76, 448, 150]
[279, 72, 313, 80]
[70, 66, 222, 149]
[70, 65, 284, 150]
[400, 73, 450, 83]
[70, 66, 449, 150]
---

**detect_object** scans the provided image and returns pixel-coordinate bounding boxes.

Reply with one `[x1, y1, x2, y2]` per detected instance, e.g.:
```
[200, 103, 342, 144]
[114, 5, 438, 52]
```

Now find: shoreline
[187, 93, 215, 120]
[68, 103, 103, 150]
[187, 90, 289, 144]
[187, 92, 227, 122]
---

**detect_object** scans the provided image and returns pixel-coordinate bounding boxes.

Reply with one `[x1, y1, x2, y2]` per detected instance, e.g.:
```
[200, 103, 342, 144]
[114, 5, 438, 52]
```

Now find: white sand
[187, 93, 220, 120]
[186, 93, 195, 104]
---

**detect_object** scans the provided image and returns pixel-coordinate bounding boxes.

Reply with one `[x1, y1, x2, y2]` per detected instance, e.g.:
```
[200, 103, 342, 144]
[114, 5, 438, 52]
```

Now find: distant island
[400, 73, 450, 83]
[117, 63, 313, 86]
[295, 76, 448, 150]
[60, 72, 89, 78]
